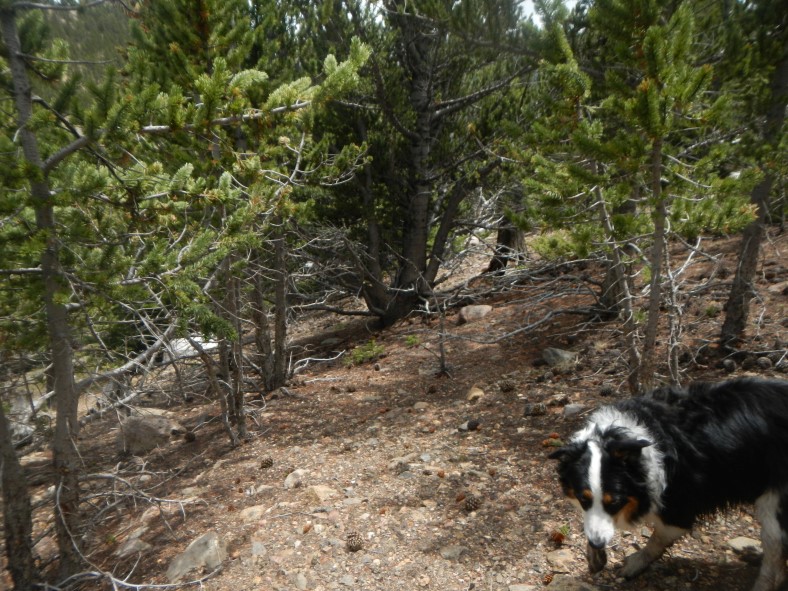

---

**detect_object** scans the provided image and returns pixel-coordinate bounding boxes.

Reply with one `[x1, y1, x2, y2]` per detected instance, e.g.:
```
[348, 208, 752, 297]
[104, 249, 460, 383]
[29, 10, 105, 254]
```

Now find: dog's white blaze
[584, 441, 615, 548]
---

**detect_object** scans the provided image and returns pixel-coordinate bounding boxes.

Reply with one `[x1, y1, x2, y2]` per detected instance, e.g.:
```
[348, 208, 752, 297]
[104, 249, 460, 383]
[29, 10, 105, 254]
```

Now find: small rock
[458, 304, 493, 324]
[562, 404, 585, 417]
[546, 548, 575, 572]
[33, 536, 58, 564]
[306, 485, 338, 504]
[340, 574, 355, 586]
[293, 572, 308, 590]
[115, 527, 152, 557]
[414, 401, 430, 410]
[284, 469, 308, 489]
[509, 585, 537, 591]
[542, 348, 578, 369]
[240, 505, 267, 521]
[728, 536, 762, 553]
[439, 545, 469, 560]
[250, 536, 267, 558]
[466, 385, 485, 403]
[458, 419, 480, 432]
[166, 531, 227, 583]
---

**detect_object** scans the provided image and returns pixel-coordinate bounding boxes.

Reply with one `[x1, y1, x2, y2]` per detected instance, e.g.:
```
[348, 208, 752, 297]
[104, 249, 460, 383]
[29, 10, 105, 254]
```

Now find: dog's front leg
[620, 521, 687, 579]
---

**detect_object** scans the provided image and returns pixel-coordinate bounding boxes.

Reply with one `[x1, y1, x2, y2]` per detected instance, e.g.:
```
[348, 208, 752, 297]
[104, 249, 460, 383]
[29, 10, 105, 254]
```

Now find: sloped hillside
[5, 230, 787, 591]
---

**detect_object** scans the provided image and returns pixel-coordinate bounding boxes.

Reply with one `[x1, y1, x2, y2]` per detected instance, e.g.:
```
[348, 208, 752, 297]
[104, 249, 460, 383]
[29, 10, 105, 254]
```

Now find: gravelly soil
[5, 231, 787, 591]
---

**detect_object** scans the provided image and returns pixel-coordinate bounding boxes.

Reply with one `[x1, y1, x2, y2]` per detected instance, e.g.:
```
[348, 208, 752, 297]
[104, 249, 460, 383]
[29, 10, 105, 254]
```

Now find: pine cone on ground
[464, 494, 483, 512]
[346, 530, 364, 552]
[260, 456, 274, 469]
[498, 379, 516, 393]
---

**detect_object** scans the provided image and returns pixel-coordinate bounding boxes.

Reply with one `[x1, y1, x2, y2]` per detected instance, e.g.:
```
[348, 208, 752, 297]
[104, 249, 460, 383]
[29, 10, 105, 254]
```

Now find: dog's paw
[620, 550, 652, 579]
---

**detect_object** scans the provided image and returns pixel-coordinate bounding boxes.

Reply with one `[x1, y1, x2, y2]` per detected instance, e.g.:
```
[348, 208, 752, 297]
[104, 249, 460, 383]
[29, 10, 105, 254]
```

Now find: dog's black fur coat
[551, 377, 788, 591]
[633, 378, 788, 529]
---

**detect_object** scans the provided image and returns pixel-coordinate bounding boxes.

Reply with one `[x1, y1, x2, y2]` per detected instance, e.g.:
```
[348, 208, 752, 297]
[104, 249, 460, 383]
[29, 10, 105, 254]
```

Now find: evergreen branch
[17, 53, 113, 66]
[37, 99, 310, 171]
[139, 100, 311, 135]
[433, 65, 532, 120]
[43, 135, 91, 173]
[74, 323, 177, 394]
[0, 267, 42, 275]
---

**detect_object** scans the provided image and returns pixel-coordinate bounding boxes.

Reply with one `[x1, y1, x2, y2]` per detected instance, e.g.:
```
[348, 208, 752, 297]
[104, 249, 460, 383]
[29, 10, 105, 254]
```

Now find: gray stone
[728, 536, 762, 553]
[284, 468, 308, 489]
[542, 348, 578, 369]
[116, 415, 186, 455]
[115, 538, 153, 558]
[562, 404, 585, 417]
[339, 574, 355, 586]
[115, 527, 152, 557]
[439, 545, 468, 560]
[509, 585, 537, 591]
[293, 572, 308, 590]
[458, 305, 493, 324]
[240, 504, 267, 522]
[306, 485, 338, 503]
[166, 531, 227, 582]
[546, 548, 575, 572]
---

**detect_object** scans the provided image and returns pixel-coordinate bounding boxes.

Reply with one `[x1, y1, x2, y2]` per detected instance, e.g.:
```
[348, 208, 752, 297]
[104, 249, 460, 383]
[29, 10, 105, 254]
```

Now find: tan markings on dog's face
[602, 492, 613, 505]
[608, 496, 640, 528]
[582, 489, 593, 501]
[565, 487, 576, 499]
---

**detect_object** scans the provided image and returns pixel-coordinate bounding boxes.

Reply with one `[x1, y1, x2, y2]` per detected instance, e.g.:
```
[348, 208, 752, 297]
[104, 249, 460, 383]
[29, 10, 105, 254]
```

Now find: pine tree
[519, 1, 753, 391]
[717, 0, 788, 347]
[2, 0, 368, 581]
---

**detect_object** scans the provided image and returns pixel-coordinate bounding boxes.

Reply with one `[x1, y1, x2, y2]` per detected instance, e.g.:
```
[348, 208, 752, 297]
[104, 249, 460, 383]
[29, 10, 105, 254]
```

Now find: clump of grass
[345, 339, 385, 366]
[404, 335, 420, 348]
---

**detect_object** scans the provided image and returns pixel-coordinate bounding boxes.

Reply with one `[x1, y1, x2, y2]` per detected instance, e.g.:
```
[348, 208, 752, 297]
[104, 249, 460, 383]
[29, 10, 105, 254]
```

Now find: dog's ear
[548, 441, 583, 461]
[606, 438, 652, 461]
[548, 447, 568, 460]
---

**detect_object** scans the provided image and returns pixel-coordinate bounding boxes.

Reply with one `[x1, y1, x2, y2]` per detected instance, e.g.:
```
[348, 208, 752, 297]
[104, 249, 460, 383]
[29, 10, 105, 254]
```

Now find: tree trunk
[251, 257, 276, 391]
[0, 401, 36, 591]
[1, 10, 84, 578]
[228, 273, 246, 437]
[596, 184, 642, 394]
[272, 222, 288, 388]
[638, 140, 666, 393]
[721, 45, 788, 347]
[388, 4, 437, 315]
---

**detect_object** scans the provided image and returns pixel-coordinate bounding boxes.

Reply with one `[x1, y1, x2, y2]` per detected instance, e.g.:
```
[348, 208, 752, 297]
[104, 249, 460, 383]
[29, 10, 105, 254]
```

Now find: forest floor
[5, 229, 788, 591]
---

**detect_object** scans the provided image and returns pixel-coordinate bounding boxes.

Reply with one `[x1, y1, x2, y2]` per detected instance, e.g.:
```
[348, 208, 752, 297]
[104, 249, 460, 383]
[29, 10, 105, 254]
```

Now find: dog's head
[550, 422, 656, 553]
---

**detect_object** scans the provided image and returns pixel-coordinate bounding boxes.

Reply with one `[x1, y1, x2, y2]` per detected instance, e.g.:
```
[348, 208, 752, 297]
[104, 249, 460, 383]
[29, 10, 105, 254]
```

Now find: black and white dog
[550, 377, 788, 591]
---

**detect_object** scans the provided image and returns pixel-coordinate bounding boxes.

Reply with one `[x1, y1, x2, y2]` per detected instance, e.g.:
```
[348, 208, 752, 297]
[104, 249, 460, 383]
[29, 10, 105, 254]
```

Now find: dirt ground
[5, 230, 788, 591]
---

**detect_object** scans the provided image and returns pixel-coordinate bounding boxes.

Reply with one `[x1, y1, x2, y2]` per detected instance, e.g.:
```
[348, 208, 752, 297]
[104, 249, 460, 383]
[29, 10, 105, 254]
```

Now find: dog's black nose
[587, 538, 606, 550]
